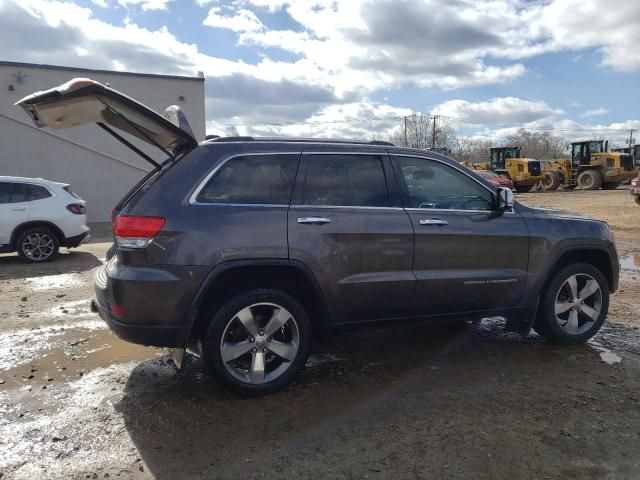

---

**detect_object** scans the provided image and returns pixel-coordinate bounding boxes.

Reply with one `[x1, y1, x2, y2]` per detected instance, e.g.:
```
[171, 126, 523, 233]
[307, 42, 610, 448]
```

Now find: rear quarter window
[196, 154, 299, 205]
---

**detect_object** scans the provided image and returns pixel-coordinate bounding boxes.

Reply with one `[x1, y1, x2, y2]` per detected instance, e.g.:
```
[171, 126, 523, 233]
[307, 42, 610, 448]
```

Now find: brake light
[113, 215, 165, 248]
[66, 204, 86, 215]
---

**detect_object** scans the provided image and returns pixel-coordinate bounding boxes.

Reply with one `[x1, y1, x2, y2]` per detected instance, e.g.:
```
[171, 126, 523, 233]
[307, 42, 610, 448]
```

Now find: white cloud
[582, 107, 609, 118]
[433, 98, 564, 125]
[116, 0, 172, 11]
[203, 6, 264, 33]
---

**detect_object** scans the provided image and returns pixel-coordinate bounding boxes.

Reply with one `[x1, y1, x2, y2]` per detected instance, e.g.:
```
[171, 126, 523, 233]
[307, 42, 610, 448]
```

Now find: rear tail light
[110, 304, 126, 317]
[113, 215, 165, 248]
[66, 204, 86, 215]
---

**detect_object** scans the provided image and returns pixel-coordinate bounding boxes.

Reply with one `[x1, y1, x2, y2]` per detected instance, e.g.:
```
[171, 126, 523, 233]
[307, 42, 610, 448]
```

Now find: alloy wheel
[21, 232, 55, 261]
[219, 302, 300, 384]
[554, 273, 602, 335]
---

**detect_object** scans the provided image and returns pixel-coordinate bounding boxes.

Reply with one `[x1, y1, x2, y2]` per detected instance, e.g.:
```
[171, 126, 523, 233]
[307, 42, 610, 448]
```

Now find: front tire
[516, 184, 533, 193]
[533, 263, 609, 344]
[16, 227, 59, 263]
[202, 288, 312, 395]
[541, 172, 560, 191]
[576, 170, 602, 190]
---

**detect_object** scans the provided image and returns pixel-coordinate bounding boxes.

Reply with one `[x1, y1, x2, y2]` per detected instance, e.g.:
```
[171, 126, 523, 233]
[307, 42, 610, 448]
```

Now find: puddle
[39, 300, 94, 319]
[306, 353, 345, 368]
[620, 255, 640, 272]
[22, 273, 85, 291]
[0, 328, 161, 390]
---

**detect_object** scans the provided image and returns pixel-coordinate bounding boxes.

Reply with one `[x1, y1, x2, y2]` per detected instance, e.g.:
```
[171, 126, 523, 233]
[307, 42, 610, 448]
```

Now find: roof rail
[206, 136, 395, 146]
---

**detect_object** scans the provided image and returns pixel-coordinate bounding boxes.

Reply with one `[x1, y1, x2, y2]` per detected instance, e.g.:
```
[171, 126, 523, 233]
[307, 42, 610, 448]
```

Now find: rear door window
[196, 154, 299, 205]
[25, 184, 52, 201]
[300, 154, 390, 207]
[0, 183, 11, 204]
[10, 184, 29, 204]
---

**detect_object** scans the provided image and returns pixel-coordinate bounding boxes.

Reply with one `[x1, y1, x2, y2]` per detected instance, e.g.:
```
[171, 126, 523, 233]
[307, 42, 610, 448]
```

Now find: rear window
[25, 184, 52, 201]
[63, 186, 81, 199]
[197, 154, 299, 205]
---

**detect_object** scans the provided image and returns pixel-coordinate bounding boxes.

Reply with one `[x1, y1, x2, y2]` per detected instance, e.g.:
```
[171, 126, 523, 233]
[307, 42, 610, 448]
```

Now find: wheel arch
[181, 259, 330, 347]
[536, 246, 616, 298]
[10, 221, 65, 249]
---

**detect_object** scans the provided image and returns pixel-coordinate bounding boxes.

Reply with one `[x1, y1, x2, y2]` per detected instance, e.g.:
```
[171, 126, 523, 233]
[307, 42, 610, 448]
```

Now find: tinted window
[197, 154, 298, 205]
[0, 183, 10, 204]
[301, 155, 390, 207]
[26, 184, 52, 201]
[394, 157, 493, 211]
[10, 184, 28, 204]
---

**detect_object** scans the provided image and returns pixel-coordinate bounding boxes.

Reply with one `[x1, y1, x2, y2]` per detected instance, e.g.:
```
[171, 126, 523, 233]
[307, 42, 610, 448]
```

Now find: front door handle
[419, 218, 448, 226]
[11, 208, 27, 211]
[298, 216, 331, 225]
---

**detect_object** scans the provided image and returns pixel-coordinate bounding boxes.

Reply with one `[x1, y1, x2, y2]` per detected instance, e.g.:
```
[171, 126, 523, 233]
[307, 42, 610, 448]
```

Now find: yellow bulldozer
[489, 146, 545, 192]
[541, 140, 637, 191]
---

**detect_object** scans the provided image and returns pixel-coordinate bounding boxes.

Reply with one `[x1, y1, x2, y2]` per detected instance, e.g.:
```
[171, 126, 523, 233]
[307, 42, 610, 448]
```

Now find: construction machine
[489, 146, 545, 192]
[542, 141, 637, 191]
[612, 145, 640, 168]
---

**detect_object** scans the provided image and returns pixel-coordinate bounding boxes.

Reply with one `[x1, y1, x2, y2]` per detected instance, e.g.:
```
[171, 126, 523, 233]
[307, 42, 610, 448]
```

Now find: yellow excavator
[489, 146, 545, 192]
[542, 140, 637, 190]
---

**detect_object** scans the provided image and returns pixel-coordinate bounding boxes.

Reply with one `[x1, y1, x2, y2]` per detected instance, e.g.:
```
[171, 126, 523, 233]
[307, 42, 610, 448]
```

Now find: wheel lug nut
[252, 348, 257, 352]
[250, 337, 254, 342]
[267, 337, 272, 342]
[259, 331, 264, 336]
[263, 348, 267, 353]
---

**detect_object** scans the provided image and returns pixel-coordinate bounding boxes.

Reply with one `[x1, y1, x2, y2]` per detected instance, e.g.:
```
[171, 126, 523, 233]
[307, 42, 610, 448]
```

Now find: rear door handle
[419, 218, 448, 226]
[297, 216, 331, 225]
[11, 208, 27, 211]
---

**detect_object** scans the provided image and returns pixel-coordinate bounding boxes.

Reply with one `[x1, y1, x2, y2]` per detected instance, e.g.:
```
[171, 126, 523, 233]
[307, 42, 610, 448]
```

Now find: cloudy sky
[1, 0, 639, 145]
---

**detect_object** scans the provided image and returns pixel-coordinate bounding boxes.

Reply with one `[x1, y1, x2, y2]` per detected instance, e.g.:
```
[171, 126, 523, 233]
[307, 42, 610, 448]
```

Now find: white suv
[0, 176, 90, 262]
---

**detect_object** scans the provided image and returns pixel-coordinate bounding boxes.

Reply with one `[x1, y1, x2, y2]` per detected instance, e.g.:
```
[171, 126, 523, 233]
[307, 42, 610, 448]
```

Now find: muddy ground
[1, 188, 639, 480]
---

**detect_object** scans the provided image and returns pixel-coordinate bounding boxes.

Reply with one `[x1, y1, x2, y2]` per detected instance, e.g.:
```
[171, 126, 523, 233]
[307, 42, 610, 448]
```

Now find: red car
[631, 176, 640, 206]
[477, 170, 514, 190]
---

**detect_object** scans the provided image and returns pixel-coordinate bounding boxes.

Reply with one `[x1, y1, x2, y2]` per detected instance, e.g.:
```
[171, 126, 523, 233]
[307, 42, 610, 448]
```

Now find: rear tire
[541, 172, 560, 191]
[533, 263, 609, 344]
[576, 170, 602, 190]
[16, 227, 59, 263]
[202, 288, 312, 396]
[601, 182, 619, 190]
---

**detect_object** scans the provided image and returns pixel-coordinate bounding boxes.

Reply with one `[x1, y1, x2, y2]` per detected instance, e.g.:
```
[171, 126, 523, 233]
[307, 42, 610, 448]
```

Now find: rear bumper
[62, 231, 91, 248]
[93, 256, 209, 348]
[92, 299, 183, 347]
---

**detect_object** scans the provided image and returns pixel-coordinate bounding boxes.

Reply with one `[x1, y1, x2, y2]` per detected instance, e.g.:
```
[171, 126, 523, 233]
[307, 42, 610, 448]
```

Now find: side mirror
[496, 187, 514, 211]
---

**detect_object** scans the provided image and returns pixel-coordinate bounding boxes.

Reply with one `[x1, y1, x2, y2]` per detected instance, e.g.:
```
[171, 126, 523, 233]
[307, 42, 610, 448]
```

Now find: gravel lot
[1, 188, 639, 480]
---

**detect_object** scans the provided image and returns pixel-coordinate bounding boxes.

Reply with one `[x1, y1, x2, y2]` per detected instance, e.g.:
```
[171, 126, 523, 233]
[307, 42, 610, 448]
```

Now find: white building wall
[0, 62, 205, 221]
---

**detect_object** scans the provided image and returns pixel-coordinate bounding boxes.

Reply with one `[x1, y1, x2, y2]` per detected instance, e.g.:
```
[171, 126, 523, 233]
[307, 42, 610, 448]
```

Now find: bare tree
[453, 137, 492, 164]
[504, 129, 569, 159]
[388, 114, 457, 150]
[224, 125, 240, 137]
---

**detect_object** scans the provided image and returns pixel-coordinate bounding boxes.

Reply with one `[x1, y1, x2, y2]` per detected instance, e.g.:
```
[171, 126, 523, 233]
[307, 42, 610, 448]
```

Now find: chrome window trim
[290, 204, 404, 211]
[188, 151, 301, 206]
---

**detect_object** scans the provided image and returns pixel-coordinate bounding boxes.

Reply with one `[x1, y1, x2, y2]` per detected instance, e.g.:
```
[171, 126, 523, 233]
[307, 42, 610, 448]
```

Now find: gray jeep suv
[18, 79, 619, 395]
